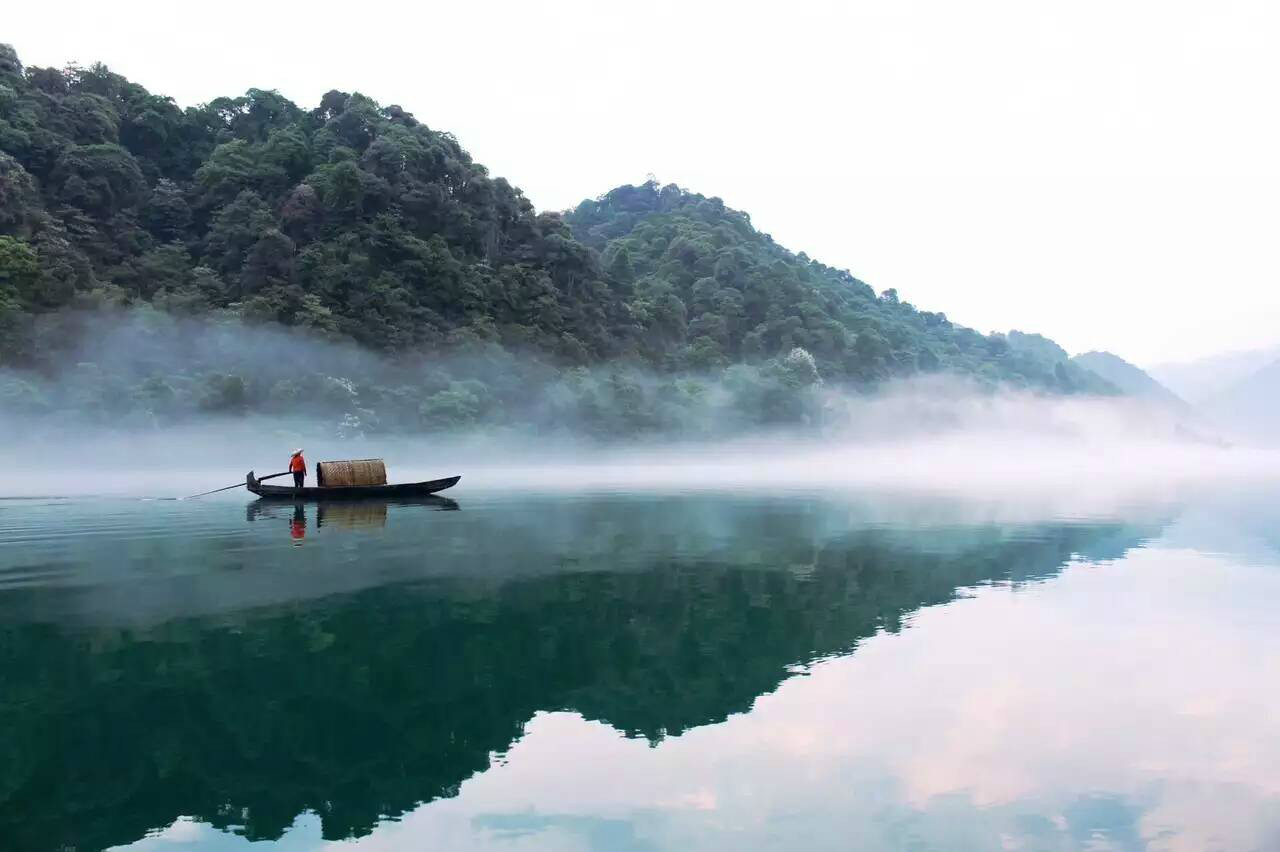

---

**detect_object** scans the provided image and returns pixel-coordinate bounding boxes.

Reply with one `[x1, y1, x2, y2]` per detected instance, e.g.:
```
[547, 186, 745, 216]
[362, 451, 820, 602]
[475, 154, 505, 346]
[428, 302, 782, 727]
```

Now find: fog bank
[3, 309, 1276, 500]
[2, 381, 1277, 502]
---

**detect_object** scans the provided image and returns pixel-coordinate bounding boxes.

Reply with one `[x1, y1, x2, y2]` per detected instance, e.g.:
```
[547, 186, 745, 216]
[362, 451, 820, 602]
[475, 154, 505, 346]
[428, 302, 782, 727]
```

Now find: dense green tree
[0, 43, 21, 80]
[140, 177, 191, 239]
[51, 143, 145, 217]
[0, 234, 37, 297]
[0, 153, 40, 233]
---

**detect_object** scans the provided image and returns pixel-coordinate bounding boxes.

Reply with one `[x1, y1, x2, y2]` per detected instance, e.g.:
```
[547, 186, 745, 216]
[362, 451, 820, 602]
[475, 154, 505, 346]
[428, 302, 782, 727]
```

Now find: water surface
[1, 487, 1277, 852]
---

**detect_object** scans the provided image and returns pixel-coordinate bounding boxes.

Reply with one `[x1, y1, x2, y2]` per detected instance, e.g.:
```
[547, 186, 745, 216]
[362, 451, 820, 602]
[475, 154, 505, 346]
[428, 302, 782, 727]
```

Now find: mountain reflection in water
[2, 490, 1274, 852]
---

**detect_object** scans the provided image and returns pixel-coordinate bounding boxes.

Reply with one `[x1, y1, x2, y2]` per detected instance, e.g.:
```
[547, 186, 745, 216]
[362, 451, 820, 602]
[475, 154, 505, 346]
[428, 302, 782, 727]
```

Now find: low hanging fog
[1, 309, 1277, 499]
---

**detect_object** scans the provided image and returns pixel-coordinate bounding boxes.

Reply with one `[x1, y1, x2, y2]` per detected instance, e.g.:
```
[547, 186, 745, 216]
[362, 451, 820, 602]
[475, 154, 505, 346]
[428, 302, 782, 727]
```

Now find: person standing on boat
[289, 449, 307, 489]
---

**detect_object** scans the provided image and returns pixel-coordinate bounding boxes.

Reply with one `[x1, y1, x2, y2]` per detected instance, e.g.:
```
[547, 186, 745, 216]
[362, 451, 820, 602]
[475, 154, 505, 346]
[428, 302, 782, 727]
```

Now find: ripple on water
[0, 497, 270, 589]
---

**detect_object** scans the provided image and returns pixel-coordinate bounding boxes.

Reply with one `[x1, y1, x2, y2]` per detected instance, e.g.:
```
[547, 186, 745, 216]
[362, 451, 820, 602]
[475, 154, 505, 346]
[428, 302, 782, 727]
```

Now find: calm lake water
[1, 486, 1278, 852]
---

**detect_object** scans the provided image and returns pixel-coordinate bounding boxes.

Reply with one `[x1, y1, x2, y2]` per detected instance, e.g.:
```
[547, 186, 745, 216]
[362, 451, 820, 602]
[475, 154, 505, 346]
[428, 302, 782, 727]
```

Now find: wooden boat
[246, 471, 460, 500]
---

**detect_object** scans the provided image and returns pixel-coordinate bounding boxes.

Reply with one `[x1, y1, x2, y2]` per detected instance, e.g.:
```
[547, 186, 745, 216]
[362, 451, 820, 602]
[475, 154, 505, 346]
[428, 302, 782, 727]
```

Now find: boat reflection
[246, 496, 460, 535]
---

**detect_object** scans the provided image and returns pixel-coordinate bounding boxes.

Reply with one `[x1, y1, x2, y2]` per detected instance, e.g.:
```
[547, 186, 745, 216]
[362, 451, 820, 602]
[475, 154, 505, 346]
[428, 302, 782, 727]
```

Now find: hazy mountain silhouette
[1071, 351, 1187, 410]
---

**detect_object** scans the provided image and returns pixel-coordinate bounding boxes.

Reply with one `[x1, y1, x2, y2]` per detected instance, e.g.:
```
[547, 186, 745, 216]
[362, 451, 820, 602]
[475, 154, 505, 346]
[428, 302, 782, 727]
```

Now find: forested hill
[1070, 351, 1187, 409]
[565, 183, 1109, 391]
[0, 43, 1113, 430]
[0, 43, 619, 364]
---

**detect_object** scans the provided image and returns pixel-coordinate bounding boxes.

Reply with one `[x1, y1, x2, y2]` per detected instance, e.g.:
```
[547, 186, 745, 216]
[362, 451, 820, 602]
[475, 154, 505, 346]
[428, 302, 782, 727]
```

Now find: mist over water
[3, 308, 1276, 500]
[2, 386, 1278, 501]
[4, 405, 1279, 502]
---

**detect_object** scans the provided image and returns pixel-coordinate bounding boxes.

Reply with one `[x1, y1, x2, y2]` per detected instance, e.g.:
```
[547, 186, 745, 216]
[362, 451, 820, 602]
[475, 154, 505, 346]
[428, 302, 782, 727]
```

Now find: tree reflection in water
[0, 495, 1160, 852]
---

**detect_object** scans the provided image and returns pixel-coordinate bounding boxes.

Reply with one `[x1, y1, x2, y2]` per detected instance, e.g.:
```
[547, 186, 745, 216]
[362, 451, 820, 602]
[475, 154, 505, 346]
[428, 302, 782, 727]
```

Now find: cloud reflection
[315, 546, 1280, 852]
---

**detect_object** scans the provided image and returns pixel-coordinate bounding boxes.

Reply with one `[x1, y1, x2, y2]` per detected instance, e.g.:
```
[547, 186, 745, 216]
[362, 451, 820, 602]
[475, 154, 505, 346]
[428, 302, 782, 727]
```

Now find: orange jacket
[290, 454, 306, 473]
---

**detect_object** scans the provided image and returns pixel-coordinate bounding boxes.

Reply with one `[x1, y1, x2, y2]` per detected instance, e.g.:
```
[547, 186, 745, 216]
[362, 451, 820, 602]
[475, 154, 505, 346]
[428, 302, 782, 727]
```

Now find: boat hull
[247, 473, 460, 500]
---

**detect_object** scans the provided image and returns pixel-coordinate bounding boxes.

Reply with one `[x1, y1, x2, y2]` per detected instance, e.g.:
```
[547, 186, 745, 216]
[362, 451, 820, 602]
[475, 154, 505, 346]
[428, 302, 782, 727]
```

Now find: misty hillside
[1071, 351, 1187, 409]
[0, 43, 1111, 432]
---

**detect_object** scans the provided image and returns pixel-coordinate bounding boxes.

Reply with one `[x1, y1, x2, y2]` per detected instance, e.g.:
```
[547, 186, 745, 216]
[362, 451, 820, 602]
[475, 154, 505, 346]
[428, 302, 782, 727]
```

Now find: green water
[1, 488, 1277, 852]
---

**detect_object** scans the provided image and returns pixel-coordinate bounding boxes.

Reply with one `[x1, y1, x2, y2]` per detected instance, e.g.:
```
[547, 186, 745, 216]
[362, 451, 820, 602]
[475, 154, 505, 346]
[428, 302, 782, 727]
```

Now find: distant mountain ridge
[1071, 351, 1187, 409]
[1148, 345, 1280, 404]
[1205, 356, 1280, 438]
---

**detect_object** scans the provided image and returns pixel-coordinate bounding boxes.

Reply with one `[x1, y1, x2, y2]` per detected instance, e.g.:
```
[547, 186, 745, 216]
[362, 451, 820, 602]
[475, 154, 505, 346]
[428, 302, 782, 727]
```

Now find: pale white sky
[8, 0, 1279, 366]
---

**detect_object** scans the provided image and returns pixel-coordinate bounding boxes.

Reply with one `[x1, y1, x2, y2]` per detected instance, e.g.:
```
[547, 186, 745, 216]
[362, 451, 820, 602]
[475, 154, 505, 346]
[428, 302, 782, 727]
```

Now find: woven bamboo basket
[316, 458, 387, 487]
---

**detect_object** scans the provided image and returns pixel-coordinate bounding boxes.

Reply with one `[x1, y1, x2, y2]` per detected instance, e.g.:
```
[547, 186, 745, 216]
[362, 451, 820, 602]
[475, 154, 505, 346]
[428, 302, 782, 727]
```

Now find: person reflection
[289, 503, 306, 545]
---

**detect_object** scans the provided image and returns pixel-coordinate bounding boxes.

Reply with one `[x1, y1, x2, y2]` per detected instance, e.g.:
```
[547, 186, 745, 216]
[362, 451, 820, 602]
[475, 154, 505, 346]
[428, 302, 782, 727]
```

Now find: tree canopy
[566, 183, 1112, 392]
[0, 44, 1115, 432]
